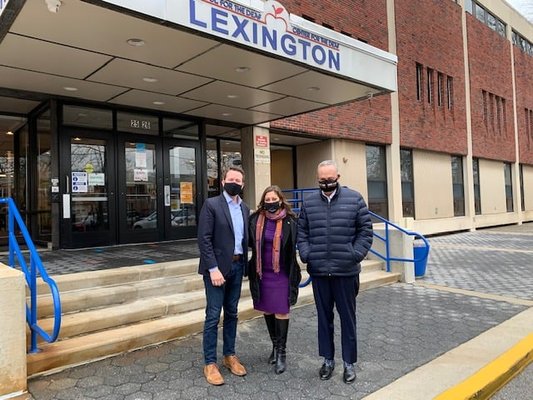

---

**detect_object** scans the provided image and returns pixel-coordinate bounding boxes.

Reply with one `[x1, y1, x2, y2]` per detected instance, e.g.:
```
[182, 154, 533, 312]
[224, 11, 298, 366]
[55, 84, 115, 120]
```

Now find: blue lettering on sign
[231, 15, 249, 41]
[188, 0, 341, 72]
[189, 0, 207, 28]
[212, 8, 228, 35]
[281, 34, 296, 56]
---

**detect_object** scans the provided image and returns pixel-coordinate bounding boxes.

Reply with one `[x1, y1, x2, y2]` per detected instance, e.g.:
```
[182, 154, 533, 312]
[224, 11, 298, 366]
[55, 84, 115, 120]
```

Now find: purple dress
[253, 218, 290, 314]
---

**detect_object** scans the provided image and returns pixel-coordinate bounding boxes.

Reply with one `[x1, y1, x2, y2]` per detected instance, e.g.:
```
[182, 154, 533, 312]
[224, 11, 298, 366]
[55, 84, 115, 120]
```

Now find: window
[473, 158, 481, 215]
[451, 156, 465, 216]
[366, 145, 388, 219]
[163, 118, 199, 139]
[496, 97, 502, 135]
[504, 163, 513, 212]
[437, 73, 444, 107]
[63, 105, 112, 129]
[487, 13, 497, 31]
[500, 97, 507, 136]
[37, 112, 52, 241]
[482, 90, 489, 130]
[483, 91, 507, 136]
[489, 93, 495, 132]
[400, 149, 415, 218]
[206, 138, 219, 198]
[475, 3, 485, 22]
[427, 68, 433, 104]
[416, 63, 423, 101]
[447, 76, 454, 109]
[520, 164, 525, 212]
[526, 108, 533, 147]
[469, 1, 507, 38]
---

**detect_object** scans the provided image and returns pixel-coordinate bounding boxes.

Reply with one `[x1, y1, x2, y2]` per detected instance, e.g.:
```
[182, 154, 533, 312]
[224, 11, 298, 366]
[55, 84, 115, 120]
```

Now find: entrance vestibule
[59, 105, 202, 248]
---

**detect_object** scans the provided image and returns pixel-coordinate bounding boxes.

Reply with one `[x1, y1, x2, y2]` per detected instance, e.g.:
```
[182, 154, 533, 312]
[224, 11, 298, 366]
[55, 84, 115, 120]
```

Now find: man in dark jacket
[197, 166, 249, 386]
[297, 160, 373, 384]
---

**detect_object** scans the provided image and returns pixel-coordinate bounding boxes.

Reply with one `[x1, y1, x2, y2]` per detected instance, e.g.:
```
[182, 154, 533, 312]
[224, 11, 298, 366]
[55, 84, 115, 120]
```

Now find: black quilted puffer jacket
[297, 186, 373, 277]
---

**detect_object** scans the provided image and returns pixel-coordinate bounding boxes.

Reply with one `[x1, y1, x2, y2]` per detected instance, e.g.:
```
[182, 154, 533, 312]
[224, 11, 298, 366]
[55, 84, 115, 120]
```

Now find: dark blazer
[247, 212, 301, 306]
[197, 194, 250, 277]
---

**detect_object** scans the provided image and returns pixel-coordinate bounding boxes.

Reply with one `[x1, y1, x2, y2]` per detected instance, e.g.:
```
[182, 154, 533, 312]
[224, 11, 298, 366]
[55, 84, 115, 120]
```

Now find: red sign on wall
[255, 135, 269, 148]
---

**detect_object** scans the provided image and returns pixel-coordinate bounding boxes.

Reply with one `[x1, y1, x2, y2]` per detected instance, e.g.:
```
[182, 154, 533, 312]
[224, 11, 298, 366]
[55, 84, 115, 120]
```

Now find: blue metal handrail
[282, 188, 430, 281]
[0, 198, 61, 353]
[368, 211, 430, 273]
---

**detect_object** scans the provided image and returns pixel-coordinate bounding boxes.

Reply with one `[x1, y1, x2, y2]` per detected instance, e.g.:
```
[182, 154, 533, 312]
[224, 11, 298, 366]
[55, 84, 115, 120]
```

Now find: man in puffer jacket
[297, 160, 373, 385]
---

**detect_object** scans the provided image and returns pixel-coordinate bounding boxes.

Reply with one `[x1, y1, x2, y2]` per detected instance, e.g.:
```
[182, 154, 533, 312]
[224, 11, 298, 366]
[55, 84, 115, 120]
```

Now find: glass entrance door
[117, 136, 162, 244]
[61, 133, 116, 248]
[163, 141, 200, 240]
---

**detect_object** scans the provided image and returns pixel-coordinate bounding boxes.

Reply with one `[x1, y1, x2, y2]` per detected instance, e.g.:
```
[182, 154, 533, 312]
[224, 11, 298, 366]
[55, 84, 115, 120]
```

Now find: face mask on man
[318, 179, 338, 192]
[224, 182, 242, 196]
[263, 201, 281, 213]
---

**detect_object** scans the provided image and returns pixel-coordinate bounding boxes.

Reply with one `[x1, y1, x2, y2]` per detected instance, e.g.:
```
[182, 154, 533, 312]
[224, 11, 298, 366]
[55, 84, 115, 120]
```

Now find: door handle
[65, 175, 70, 193]
[164, 185, 170, 207]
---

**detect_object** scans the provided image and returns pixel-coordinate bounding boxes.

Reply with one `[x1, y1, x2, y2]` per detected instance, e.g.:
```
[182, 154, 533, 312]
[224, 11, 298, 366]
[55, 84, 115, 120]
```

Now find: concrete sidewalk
[25, 224, 533, 399]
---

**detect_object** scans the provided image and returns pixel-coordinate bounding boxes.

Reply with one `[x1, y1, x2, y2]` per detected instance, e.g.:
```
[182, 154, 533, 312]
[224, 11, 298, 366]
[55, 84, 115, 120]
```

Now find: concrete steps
[27, 258, 400, 377]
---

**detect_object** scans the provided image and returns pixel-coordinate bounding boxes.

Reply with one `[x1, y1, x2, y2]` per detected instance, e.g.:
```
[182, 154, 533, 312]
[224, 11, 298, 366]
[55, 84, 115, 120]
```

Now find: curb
[434, 333, 533, 400]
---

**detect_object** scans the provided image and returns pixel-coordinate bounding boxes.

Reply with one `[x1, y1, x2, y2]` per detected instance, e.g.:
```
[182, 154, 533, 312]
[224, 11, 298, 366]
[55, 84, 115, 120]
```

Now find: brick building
[0, 0, 531, 249]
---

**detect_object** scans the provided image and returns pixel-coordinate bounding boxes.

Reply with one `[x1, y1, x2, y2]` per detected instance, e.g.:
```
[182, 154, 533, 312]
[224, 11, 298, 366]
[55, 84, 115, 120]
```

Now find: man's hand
[209, 268, 225, 286]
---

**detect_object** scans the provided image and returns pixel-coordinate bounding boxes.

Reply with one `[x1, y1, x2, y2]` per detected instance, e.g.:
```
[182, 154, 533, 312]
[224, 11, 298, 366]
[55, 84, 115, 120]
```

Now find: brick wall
[395, 0, 467, 155]
[467, 14, 515, 162]
[271, 0, 392, 143]
[514, 47, 533, 165]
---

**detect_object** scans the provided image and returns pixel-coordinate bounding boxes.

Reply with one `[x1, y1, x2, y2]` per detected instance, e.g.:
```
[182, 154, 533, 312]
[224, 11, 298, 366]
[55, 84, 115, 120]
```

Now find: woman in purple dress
[248, 185, 301, 374]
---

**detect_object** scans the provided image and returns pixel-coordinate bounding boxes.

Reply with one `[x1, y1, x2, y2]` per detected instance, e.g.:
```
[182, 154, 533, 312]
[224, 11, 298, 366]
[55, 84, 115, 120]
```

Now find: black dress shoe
[319, 362, 335, 380]
[343, 364, 356, 384]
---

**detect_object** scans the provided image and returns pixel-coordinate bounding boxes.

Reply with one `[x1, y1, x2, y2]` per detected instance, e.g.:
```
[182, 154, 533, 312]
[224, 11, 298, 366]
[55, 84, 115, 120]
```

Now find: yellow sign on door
[180, 182, 193, 204]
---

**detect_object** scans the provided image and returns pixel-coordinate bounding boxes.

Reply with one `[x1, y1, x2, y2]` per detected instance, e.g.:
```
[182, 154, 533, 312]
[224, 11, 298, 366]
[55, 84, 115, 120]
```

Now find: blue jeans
[203, 259, 244, 364]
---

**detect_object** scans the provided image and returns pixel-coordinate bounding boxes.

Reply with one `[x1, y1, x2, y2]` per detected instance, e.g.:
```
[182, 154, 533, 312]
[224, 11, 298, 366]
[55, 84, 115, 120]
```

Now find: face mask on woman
[263, 201, 281, 213]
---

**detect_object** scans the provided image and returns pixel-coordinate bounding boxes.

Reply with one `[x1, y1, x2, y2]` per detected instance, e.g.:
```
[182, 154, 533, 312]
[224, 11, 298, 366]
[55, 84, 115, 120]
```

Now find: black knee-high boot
[275, 318, 289, 374]
[264, 314, 277, 364]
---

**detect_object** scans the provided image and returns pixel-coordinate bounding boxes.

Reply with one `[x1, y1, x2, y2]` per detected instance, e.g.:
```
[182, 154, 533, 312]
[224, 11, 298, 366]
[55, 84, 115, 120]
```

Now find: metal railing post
[1, 197, 62, 352]
[30, 256, 38, 353]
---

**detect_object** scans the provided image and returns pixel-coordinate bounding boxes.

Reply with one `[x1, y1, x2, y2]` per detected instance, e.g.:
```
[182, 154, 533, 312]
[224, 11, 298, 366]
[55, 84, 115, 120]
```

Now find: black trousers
[311, 274, 360, 364]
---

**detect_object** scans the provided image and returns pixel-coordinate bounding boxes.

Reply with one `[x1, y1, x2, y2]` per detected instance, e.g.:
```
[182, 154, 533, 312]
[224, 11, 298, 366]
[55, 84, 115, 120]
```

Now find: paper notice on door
[180, 182, 193, 204]
[72, 172, 88, 193]
[134, 168, 148, 182]
[135, 148, 147, 168]
[89, 173, 105, 186]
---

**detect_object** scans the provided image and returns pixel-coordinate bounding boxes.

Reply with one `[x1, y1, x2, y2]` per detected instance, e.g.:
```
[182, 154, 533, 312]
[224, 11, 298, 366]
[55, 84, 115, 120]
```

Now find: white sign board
[134, 168, 148, 182]
[254, 148, 270, 164]
[100, 0, 397, 91]
[89, 173, 105, 186]
[72, 172, 88, 193]
[0, 0, 10, 18]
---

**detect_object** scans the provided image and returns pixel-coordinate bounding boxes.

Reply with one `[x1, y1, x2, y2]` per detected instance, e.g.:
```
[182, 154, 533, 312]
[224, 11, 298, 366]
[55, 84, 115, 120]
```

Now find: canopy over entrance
[0, 0, 397, 124]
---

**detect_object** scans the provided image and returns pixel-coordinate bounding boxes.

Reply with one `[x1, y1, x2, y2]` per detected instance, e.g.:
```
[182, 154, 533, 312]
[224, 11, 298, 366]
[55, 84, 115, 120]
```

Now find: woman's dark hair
[257, 185, 295, 217]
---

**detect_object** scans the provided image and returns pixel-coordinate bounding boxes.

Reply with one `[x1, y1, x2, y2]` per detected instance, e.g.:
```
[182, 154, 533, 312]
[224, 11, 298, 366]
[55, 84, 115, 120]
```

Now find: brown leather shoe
[223, 355, 247, 376]
[203, 363, 224, 386]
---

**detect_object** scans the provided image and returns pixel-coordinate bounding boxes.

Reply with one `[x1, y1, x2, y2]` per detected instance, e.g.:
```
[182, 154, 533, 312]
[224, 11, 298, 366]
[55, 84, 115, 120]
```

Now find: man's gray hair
[317, 160, 338, 172]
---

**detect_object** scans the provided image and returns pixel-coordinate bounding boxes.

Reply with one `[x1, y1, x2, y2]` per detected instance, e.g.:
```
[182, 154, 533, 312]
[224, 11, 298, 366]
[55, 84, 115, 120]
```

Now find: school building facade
[0, 0, 531, 249]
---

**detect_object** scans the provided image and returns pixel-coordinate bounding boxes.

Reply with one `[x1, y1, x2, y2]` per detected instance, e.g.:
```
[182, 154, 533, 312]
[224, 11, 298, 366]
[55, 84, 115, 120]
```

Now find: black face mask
[224, 182, 242, 196]
[318, 179, 338, 192]
[263, 201, 281, 213]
